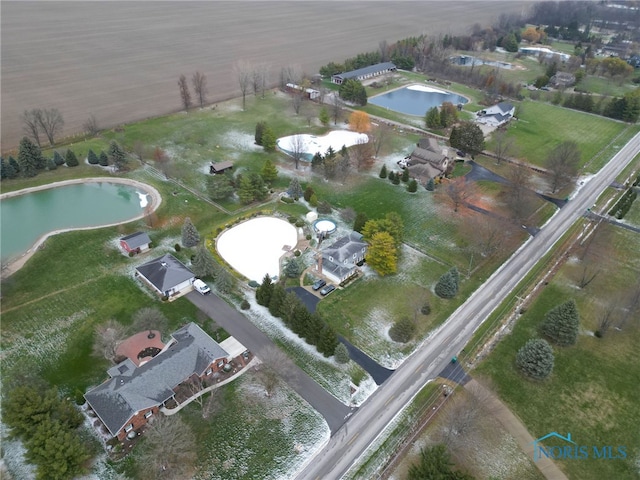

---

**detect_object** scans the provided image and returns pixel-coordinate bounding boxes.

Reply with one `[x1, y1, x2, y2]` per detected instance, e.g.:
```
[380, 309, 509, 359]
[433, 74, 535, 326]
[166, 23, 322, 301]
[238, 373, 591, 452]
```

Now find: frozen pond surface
[277, 130, 369, 161]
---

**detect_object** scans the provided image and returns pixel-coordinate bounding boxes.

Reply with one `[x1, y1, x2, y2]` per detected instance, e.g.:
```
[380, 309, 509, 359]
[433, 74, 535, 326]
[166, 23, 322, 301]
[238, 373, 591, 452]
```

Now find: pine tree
[425, 107, 441, 129]
[379, 164, 388, 178]
[389, 317, 416, 343]
[268, 283, 287, 317]
[215, 268, 234, 293]
[287, 178, 303, 199]
[541, 299, 580, 346]
[87, 149, 99, 165]
[388, 171, 396, 182]
[284, 258, 301, 278]
[311, 152, 324, 170]
[353, 211, 368, 233]
[98, 151, 109, 166]
[47, 157, 57, 170]
[304, 185, 315, 202]
[65, 149, 79, 167]
[401, 168, 410, 183]
[319, 107, 330, 126]
[255, 121, 266, 146]
[334, 343, 350, 364]
[407, 178, 418, 192]
[317, 325, 339, 357]
[516, 338, 554, 380]
[261, 126, 276, 152]
[53, 151, 65, 166]
[9, 156, 21, 175]
[181, 217, 200, 247]
[17, 136, 40, 177]
[192, 245, 219, 278]
[435, 268, 459, 298]
[392, 172, 401, 185]
[108, 140, 127, 171]
[260, 158, 278, 184]
[426, 177, 435, 191]
[256, 273, 274, 306]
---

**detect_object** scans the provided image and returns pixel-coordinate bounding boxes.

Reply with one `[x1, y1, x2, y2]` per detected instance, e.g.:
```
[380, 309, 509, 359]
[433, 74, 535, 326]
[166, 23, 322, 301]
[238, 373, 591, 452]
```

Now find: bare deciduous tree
[492, 129, 516, 165]
[331, 94, 342, 125]
[253, 347, 295, 397]
[131, 307, 168, 334]
[153, 146, 170, 178]
[22, 109, 42, 146]
[191, 71, 208, 108]
[618, 275, 640, 329]
[92, 319, 127, 362]
[280, 64, 302, 88]
[443, 177, 476, 212]
[83, 114, 100, 136]
[289, 134, 306, 170]
[291, 90, 303, 114]
[596, 301, 617, 337]
[138, 415, 196, 480]
[252, 63, 269, 98]
[351, 137, 374, 171]
[234, 61, 252, 110]
[38, 108, 64, 145]
[505, 165, 533, 220]
[546, 141, 581, 193]
[371, 124, 390, 159]
[578, 264, 600, 289]
[178, 75, 192, 111]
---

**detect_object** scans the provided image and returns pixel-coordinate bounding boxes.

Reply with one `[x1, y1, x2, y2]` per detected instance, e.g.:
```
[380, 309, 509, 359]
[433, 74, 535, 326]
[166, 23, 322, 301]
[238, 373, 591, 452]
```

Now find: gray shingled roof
[333, 62, 396, 80]
[323, 232, 367, 264]
[135, 254, 194, 293]
[85, 323, 229, 437]
[322, 257, 355, 281]
[121, 232, 151, 249]
[210, 161, 233, 171]
[410, 147, 446, 166]
[496, 102, 514, 113]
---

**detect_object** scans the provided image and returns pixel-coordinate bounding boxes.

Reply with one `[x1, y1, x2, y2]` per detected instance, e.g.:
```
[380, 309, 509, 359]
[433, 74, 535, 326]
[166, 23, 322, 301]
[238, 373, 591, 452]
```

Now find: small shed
[209, 161, 234, 175]
[306, 211, 318, 223]
[120, 232, 151, 254]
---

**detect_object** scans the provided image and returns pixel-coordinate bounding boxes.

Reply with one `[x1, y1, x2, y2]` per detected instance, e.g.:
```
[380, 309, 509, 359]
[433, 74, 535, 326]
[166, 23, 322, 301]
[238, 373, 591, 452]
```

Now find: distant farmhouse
[318, 231, 368, 284]
[475, 102, 516, 128]
[85, 323, 233, 441]
[403, 137, 452, 182]
[331, 62, 397, 85]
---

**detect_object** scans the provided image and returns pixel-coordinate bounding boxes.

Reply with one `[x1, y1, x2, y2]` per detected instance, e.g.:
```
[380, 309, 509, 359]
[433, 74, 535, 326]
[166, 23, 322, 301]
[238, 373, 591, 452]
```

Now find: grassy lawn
[475, 222, 640, 480]
[577, 75, 639, 97]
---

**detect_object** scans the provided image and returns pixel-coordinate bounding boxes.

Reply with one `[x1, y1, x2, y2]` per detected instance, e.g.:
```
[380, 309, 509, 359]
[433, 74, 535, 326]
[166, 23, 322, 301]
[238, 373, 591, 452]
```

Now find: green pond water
[1, 182, 148, 262]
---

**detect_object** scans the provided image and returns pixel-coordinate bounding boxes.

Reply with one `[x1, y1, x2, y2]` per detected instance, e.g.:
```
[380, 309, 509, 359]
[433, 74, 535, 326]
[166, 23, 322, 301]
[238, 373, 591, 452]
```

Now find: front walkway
[465, 379, 568, 480]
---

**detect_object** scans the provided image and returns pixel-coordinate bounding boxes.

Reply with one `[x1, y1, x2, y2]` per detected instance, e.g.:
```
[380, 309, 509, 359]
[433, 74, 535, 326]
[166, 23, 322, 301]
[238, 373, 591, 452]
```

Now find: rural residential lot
[2, 2, 640, 480]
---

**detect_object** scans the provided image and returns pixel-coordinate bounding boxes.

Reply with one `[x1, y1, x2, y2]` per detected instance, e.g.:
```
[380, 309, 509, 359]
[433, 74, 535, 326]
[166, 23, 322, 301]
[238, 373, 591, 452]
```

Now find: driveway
[186, 291, 355, 433]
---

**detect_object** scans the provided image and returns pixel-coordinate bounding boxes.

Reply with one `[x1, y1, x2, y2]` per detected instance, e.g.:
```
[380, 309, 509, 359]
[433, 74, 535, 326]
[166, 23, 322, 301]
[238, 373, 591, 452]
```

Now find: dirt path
[465, 379, 569, 480]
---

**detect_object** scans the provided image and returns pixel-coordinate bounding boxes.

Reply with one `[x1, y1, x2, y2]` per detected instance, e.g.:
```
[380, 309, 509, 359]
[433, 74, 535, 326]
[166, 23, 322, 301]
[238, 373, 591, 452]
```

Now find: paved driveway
[186, 291, 355, 433]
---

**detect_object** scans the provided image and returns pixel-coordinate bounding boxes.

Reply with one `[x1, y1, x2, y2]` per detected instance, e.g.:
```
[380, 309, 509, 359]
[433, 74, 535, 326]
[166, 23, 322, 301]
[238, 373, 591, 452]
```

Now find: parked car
[319, 284, 336, 296]
[193, 279, 211, 295]
[456, 150, 466, 157]
[312, 279, 327, 291]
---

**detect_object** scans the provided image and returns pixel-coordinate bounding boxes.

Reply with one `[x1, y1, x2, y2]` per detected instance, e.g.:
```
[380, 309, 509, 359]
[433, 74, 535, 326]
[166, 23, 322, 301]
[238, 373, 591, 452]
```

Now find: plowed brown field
[1, 1, 532, 152]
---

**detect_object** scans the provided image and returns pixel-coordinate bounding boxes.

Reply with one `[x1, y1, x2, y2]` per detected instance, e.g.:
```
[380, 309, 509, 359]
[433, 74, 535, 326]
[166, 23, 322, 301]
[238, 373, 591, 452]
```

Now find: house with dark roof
[404, 137, 452, 181]
[135, 253, 195, 298]
[209, 161, 234, 175]
[331, 62, 397, 85]
[318, 231, 368, 284]
[85, 323, 230, 441]
[120, 232, 151, 255]
[476, 102, 516, 127]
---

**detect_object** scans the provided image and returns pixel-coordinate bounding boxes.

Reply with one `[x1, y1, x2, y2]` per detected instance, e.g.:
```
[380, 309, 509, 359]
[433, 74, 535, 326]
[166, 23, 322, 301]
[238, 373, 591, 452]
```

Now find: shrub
[294, 250, 301, 257]
[306, 234, 312, 240]
[392, 173, 401, 185]
[128, 251, 136, 257]
[304, 185, 315, 202]
[334, 343, 350, 364]
[516, 338, 554, 380]
[425, 178, 435, 191]
[420, 302, 431, 315]
[389, 317, 416, 343]
[295, 220, 305, 228]
[288, 216, 297, 223]
[281, 196, 294, 204]
[379, 165, 388, 178]
[309, 194, 319, 207]
[240, 300, 250, 310]
[317, 200, 332, 214]
[174, 243, 181, 252]
[541, 299, 580, 346]
[388, 171, 396, 182]
[401, 168, 410, 183]
[435, 267, 458, 298]
[87, 149, 99, 165]
[407, 178, 418, 192]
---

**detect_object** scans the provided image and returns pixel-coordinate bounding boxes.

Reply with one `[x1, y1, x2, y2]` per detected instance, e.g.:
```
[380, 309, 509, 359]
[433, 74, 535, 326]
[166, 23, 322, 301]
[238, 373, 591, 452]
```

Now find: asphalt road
[296, 133, 640, 479]
[186, 291, 355, 433]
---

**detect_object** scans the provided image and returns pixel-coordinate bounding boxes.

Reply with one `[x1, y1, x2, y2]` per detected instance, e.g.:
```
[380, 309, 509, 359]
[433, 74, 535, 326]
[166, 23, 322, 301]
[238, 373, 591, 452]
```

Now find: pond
[369, 84, 468, 117]
[1, 180, 155, 263]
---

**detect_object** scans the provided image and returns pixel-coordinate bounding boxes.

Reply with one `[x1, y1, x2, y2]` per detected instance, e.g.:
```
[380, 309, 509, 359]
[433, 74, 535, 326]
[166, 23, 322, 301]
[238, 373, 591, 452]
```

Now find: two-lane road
[297, 132, 640, 479]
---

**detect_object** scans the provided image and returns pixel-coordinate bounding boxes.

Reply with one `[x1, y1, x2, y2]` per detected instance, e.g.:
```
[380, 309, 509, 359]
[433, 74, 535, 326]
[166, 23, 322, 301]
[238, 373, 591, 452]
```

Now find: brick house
[85, 323, 229, 441]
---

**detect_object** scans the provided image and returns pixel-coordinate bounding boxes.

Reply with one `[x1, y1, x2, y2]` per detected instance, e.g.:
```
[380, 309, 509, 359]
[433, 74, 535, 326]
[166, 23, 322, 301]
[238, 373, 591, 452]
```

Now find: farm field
[0, 0, 531, 151]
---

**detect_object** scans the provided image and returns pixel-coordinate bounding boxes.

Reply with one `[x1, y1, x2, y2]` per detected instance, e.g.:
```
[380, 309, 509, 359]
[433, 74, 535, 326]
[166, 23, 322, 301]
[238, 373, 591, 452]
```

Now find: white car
[193, 279, 211, 295]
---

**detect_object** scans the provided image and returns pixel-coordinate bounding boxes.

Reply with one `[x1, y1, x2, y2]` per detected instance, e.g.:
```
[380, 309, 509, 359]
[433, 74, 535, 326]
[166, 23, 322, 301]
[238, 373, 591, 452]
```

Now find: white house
[476, 102, 516, 127]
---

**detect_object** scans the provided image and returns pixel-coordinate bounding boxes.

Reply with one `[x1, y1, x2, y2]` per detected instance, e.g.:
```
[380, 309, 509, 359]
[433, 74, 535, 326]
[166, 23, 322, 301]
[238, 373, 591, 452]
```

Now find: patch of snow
[222, 130, 262, 151]
[136, 191, 149, 208]
[277, 130, 368, 158]
[410, 84, 446, 94]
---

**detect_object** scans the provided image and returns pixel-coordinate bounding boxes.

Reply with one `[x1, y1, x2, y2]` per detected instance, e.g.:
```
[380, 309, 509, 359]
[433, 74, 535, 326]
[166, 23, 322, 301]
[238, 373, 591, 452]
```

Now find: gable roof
[322, 256, 356, 281]
[417, 137, 440, 151]
[323, 232, 367, 264]
[85, 323, 228, 436]
[409, 147, 447, 166]
[496, 102, 514, 113]
[121, 232, 151, 249]
[135, 254, 194, 293]
[210, 161, 233, 172]
[333, 62, 396, 80]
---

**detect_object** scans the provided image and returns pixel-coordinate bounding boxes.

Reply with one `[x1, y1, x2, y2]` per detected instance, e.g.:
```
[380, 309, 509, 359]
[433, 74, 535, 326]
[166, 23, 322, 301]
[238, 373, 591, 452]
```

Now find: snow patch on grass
[222, 130, 262, 152]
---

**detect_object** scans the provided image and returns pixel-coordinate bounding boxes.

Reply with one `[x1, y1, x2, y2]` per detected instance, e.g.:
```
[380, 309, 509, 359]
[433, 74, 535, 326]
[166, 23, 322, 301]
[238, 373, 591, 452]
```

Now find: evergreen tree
[353, 211, 368, 233]
[311, 152, 324, 170]
[192, 245, 219, 278]
[238, 175, 255, 204]
[516, 338, 554, 380]
[98, 151, 109, 166]
[87, 149, 99, 165]
[261, 126, 276, 152]
[392, 172, 401, 185]
[34, 150, 47, 170]
[9, 156, 21, 176]
[439, 101, 458, 128]
[255, 121, 266, 146]
[47, 157, 57, 170]
[250, 172, 268, 201]
[334, 343, 350, 364]
[309, 193, 318, 207]
[287, 178, 303, 199]
[284, 258, 301, 278]
[379, 164, 388, 178]
[17, 136, 40, 177]
[426, 177, 435, 191]
[305, 313, 325, 345]
[256, 273, 274, 306]
[407, 178, 418, 192]
[260, 158, 278, 184]
[435, 267, 459, 298]
[408, 444, 475, 480]
[319, 107, 330, 126]
[65, 149, 79, 167]
[425, 106, 441, 129]
[502, 32, 519, 52]
[268, 283, 287, 318]
[0, 158, 7, 179]
[401, 168, 410, 183]
[317, 325, 339, 357]
[389, 317, 416, 343]
[108, 140, 127, 171]
[1, 158, 18, 178]
[449, 121, 485, 158]
[53, 151, 65, 166]
[304, 185, 315, 202]
[181, 217, 200, 247]
[388, 171, 396, 182]
[215, 268, 235, 293]
[541, 299, 580, 346]
[207, 173, 234, 201]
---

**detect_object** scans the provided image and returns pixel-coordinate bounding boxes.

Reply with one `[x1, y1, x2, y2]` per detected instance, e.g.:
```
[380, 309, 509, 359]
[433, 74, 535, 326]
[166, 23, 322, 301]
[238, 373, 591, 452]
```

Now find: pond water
[1, 182, 150, 262]
[369, 85, 468, 116]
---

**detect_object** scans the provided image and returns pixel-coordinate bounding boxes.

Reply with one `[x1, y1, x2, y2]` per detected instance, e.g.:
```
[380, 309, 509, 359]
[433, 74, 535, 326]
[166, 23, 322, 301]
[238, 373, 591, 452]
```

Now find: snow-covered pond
[217, 217, 298, 282]
[277, 130, 369, 161]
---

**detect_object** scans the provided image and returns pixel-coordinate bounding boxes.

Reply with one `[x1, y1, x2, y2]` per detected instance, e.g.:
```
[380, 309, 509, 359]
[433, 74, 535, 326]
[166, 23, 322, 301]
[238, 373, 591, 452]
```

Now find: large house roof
[135, 253, 194, 293]
[121, 231, 151, 249]
[410, 147, 447, 166]
[333, 62, 396, 80]
[323, 232, 367, 264]
[322, 257, 355, 281]
[85, 323, 228, 436]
